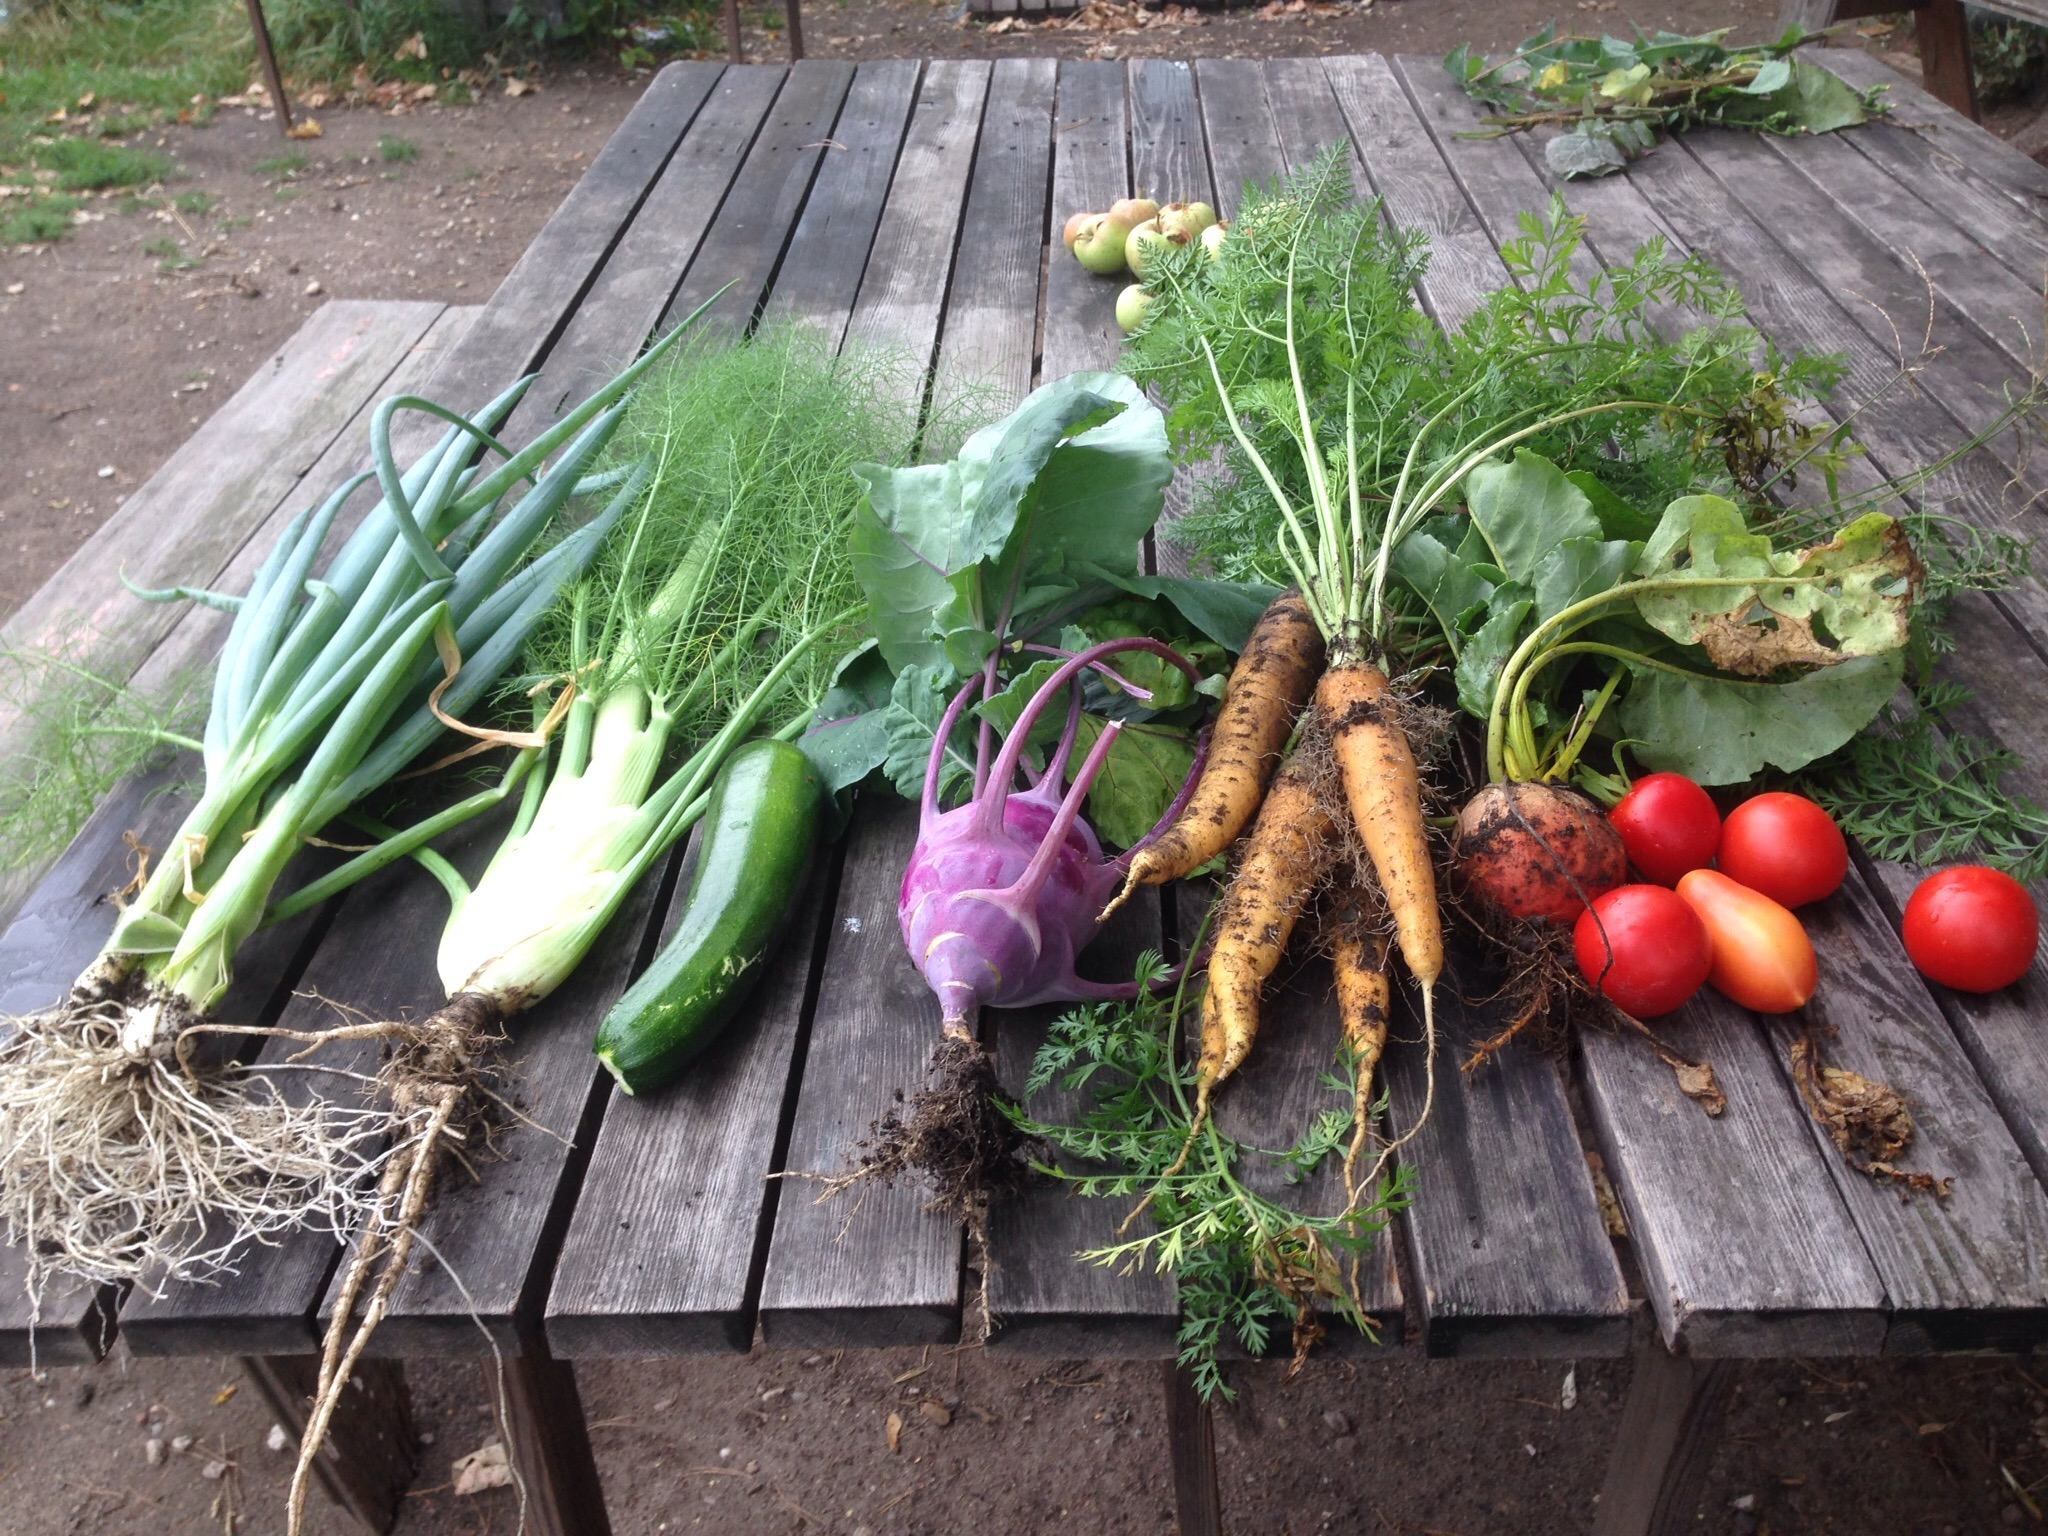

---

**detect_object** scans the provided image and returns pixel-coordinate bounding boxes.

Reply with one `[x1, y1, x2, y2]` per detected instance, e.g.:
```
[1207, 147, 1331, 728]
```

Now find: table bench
[5, 48, 2048, 1536]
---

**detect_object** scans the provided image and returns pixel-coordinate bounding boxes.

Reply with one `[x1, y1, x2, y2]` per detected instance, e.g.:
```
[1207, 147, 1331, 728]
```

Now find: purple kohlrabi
[899, 638, 1205, 1038]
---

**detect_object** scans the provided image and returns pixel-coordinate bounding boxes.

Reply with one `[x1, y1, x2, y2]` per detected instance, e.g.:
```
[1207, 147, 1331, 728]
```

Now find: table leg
[490, 1347, 614, 1536]
[723, 0, 743, 63]
[1162, 1360, 1223, 1536]
[1916, 0, 1982, 121]
[1591, 1342, 1737, 1536]
[240, 1356, 416, 1535]
[785, 0, 804, 61]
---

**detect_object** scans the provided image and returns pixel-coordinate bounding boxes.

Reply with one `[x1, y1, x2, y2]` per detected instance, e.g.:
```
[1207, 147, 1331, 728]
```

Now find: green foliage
[0, 648, 207, 878]
[1803, 682, 2048, 881]
[1005, 949, 1408, 1401]
[1972, 13, 2048, 105]
[1445, 23, 1884, 180]
[143, 231, 197, 269]
[0, 0, 244, 172]
[376, 133, 418, 163]
[171, 188, 212, 213]
[253, 149, 308, 178]
[263, 0, 482, 79]
[36, 134, 171, 188]
[528, 324, 926, 753]
[0, 194, 82, 242]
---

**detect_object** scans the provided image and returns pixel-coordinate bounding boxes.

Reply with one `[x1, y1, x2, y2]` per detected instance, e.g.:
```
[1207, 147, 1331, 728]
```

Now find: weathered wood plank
[757, 796, 962, 1347]
[1859, 589, 2048, 1208]
[1812, 53, 2048, 290]
[844, 59, 993, 377]
[416, 61, 725, 424]
[1816, 48, 2048, 210]
[1039, 61, 1128, 386]
[1192, 58, 1275, 220]
[1381, 966, 1629, 1358]
[1129, 58, 1211, 209]
[543, 861, 836, 1357]
[762, 59, 923, 343]
[504, 64, 786, 444]
[1320, 53, 1510, 327]
[1676, 127, 2043, 508]
[242, 1355, 416, 1534]
[1578, 1000, 1888, 1356]
[932, 57, 1055, 419]
[658, 59, 858, 339]
[1761, 126, 2043, 375]
[1780, 864, 2048, 1353]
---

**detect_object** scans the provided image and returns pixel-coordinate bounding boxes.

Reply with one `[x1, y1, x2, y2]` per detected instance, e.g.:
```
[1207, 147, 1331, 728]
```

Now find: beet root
[1454, 780, 1626, 926]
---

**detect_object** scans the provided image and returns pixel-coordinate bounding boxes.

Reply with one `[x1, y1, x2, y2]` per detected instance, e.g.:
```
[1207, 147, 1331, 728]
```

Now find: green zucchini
[595, 738, 825, 1094]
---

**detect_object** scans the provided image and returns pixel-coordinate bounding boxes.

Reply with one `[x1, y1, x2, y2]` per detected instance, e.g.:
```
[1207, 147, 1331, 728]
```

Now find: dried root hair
[0, 980, 386, 1303]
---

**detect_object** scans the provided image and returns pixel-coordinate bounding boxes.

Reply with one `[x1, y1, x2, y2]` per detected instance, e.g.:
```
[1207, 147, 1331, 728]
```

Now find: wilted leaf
[885, 1411, 904, 1453]
[284, 118, 323, 139]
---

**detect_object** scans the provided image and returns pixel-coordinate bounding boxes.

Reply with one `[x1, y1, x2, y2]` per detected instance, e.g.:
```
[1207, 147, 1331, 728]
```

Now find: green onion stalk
[280, 331, 920, 1533]
[0, 316, 699, 1303]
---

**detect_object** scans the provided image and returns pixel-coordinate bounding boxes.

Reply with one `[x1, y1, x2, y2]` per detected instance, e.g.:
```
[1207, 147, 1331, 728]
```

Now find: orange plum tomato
[1675, 868, 1818, 1014]
[1717, 791, 1847, 908]
[1572, 884, 1713, 1018]
[1607, 772, 1721, 887]
[1901, 865, 2039, 993]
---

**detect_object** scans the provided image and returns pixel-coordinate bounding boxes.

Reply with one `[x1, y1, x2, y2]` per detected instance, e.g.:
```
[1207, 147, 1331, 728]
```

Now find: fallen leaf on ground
[285, 118, 324, 140]
[212, 1384, 238, 1405]
[452, 1442, 513, 1495]
[884, 1411, 903, 1453]
[505, 78, 537, 97]
[394, 30, 430, 59]
[919, 1401, 952, 1427]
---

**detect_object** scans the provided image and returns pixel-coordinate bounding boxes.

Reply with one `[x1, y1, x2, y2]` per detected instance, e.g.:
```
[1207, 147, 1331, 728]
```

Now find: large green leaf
[1617, 650, 1904, 784]
[1531, 535, 1637, 621]
[848, 373, 1171, 675]
[1463, 449, 1603, 582]
[1088, 569, 1282, 653]
[1392, 522, 1497, 655]
[1069, 714, 1198, 850]
[800, 642, 895, 793]
[883, 665, 978, 805]
[1455, 589, 1534, 718]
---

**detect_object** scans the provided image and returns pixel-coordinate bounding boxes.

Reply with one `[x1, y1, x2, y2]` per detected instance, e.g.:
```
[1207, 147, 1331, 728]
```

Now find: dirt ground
[8, 3, 2048, 1533]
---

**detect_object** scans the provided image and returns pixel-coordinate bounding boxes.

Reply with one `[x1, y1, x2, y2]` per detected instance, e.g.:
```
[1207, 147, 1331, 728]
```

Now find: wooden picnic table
[5, 47, 2048, 1536]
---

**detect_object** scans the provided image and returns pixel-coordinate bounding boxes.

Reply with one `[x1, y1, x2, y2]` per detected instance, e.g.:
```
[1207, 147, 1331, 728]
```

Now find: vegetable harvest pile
[1, 127, 2043, 1451]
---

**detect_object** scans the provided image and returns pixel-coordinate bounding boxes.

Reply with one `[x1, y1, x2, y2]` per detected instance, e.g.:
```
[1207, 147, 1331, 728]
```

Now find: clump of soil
[839, 1034, 1044, 1225]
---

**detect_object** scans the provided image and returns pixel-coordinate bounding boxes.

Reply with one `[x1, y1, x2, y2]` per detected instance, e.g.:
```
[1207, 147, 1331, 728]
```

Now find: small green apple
[1108, 196, 1160, 228]
[1074, 213, 1133, 275]
[1115, 284, 1155, 334]
[1158, 200, 1219, 240]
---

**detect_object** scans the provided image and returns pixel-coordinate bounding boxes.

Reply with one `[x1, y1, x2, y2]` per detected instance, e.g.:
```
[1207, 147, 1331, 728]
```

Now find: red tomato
[1608, 773, 1721, 887]
[1573, 884, 1713, 1018]
[1901, 865, 2039, 993]
[1675, 869, 1818, 1013]
[1716, 792, 1847, 908]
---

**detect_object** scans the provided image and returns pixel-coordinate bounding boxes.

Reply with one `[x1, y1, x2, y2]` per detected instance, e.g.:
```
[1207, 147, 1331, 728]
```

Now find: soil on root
[837, 1035, 1045, 1226]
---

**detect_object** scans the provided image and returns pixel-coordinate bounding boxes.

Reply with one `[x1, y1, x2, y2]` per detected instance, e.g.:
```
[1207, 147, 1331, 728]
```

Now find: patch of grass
[0, 0, 248, 168]
[35, 136, 173, 190]
[377, 133, 418, 162]
[254, 149, 309, 178]
[219, 212, 254, 230]
[272, 185, 299, 201]
[1, 195, 83, 243]
[172, 189, 215, 214]
[143, 233, 198, 271]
